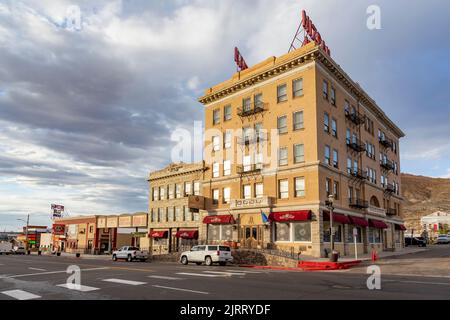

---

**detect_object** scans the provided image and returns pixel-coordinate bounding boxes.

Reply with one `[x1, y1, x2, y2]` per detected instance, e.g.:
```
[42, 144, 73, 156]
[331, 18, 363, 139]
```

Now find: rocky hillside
[401, 173, 450, 230]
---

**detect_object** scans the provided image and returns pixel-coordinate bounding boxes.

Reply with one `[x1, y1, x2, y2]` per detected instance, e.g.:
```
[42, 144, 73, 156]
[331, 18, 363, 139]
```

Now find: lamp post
[326, 194, 338, 261]
[17, 214, 30, 252]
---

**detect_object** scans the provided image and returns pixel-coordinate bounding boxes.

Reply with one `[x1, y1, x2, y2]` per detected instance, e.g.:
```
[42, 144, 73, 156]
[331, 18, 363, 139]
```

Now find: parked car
[0, 242, 13, 255]
[405, 236, 426, 247]
[180, 245, 233, 266]
[436, 235, 450, 244]
[12, 246, 26, 255]
[112, 246, 148, 262]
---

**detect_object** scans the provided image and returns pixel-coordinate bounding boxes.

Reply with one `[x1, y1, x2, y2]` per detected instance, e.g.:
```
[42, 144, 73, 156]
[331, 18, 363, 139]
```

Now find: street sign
[353, 227, 358, 237]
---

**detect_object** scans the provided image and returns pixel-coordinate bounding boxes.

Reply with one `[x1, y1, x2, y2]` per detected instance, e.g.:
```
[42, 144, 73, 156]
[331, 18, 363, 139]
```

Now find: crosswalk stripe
[203, 271, 246, 276]
[153, 285, 209, 295]
[176, 272, 226, 278]
[1, 290, 41, 300]
[102, 278, 146, 285]
[226, 269, 262, 274]
[148, 275, 183, 280]
[29, 267, 46, 271]
[57, 283, 99, 292]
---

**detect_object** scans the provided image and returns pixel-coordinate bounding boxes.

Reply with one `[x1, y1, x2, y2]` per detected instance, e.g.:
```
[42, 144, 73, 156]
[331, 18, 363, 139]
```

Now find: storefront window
[346, 226, 362, 243]
[293, 222, 311, 242]
[368, 228, 382, 243]
[323, 222, 342, 243]
[208, 225, 220, 241]
[207, 224, 233, 241]
[275, 223, 290, 241]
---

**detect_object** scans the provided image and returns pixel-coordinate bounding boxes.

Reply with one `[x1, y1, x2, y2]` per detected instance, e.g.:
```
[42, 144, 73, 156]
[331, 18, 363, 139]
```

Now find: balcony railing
[384, 183, 396, 193]
[238, 134, 267, 146]
[237, 163, 263, 175]
[366, 205, 386, 216]
[380, 159, 395, 171]
[345, 110, 366, 125]
[348, 168, 366, 181]
[379, 136, 393, 149]
[346, 138, 366, 153]
[237, 102, 267, 117]
[349, 198, 369, 209]
[386, 208, 397, 216]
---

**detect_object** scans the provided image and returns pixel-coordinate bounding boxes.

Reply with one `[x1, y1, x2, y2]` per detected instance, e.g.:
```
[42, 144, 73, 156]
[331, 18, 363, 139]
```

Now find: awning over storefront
[149, 231, 168, 238]
[369, 219, 389, 229]
[349, 216, 369, 227]
[203, 215, 235, 224]
[269, 210, 311, 222]
[395, 224, 407, 231]
[176, 230, 199, 239]
[323, 211, 351, 224]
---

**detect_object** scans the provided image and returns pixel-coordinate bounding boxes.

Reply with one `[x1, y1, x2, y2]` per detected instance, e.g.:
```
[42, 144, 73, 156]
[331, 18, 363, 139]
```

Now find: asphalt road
[1, 246, 449, 300]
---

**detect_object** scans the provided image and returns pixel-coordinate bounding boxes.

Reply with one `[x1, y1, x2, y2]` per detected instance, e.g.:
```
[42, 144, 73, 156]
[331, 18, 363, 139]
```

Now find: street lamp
[17, 214, 30, 252]
[326, 194, 338, 261]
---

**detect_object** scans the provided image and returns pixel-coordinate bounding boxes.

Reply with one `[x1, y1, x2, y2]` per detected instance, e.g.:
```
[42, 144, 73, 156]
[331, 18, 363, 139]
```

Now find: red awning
[349, 216, 369, 227]
[176, 230, 198, 239]
[323, 211, 351, 224]
[203, 215, 235, 224]
[269, 210, 311, 222]
[395, 224, 407, 231]
[150, 231, 168, 238]
[369, 219, 389, 229]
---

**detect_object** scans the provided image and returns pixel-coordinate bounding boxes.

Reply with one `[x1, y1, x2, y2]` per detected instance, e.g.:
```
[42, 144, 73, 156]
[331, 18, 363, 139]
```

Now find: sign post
[353, 227, 358, 260]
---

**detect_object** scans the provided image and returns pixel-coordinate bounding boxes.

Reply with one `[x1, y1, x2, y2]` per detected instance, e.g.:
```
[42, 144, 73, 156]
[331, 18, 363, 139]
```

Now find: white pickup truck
[0, 242, 13, 255]
[112, 246, 149, 262]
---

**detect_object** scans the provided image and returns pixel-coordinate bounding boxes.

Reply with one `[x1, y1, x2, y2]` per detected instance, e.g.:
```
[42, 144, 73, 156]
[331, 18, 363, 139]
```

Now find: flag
[261, 211, 269, 224]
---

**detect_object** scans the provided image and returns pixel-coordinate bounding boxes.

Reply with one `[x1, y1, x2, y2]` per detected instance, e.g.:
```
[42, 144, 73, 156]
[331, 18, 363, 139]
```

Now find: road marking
[148, 275, 183, 280]
[385, 273, 450, 279]
[29, 267, 46, 271]
[0, 267, 109, 279]
[384, 279, 450, 286]
[226, 269, 262, 274]
[176, 272, 227, 278]
[102, 278, 147, 285]
[1, 290, 41, 300]
[203, 271, 246, 276]
[57, 284, 100, 292]
[153, 285, 209, 295]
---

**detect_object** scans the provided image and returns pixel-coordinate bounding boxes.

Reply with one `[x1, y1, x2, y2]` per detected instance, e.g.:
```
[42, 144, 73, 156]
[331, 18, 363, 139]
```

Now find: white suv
[180, 245, 233, 266]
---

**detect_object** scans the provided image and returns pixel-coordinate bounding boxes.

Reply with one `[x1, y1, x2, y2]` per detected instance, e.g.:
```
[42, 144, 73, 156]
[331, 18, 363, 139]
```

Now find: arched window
[370, 196, 380, 208]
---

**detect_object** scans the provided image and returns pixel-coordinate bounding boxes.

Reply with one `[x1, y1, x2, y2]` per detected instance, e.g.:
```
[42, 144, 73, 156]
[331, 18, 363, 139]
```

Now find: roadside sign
[353, 227, 358, 237]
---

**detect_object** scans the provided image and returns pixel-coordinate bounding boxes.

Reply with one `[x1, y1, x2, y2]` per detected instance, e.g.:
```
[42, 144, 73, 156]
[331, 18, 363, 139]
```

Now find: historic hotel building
[197, 42, 406, 257]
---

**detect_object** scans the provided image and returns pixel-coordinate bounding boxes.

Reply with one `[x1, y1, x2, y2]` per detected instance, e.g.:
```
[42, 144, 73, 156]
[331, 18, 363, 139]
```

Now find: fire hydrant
[371, 249, 378, 261]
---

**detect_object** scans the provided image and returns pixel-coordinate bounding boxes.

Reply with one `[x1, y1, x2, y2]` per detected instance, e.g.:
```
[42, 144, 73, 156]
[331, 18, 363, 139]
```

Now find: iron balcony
[380, 159, 395, 171]
[384, 183, 396, 193]
[345, 109, 366, 125]
[346, 138, 366, 153]
[237, 164, 263, 175]
[386, 208, 397, 216]
[237, 133, 267, 146]
[379, 136, 394, 149]
[237, 102, 267, 117]
[349, 198, 369, 209]
[348, 168, 366, 180]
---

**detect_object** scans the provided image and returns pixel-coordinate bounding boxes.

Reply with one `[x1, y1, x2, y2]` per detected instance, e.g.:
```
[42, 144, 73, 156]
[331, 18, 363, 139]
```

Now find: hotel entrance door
[241, 225, 264, 248]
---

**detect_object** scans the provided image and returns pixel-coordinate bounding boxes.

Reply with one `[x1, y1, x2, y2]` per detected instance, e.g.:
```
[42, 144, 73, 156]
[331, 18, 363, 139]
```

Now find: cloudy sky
[1, 0, 449, 231]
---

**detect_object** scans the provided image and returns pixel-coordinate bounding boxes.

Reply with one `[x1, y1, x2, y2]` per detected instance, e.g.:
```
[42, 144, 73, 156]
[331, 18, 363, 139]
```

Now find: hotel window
[153, 188, 159, 201]
[278, 179, 289, 199]
[223, 160, 231, 176]
[346, 128, 351, 144]
[393, 141, 397, 154]
[168, 207, 174, 222]
[243, 155, 252, 172]
[159, 186, 166, 200]
[212, 135, 220, 152]
[324, 112, 330, 133]
[323, 80, 328, 100]
[243, 184, 252, 200]
[295, 177, 305, 197]
[353, 159, 358, 174]
[255, 122, 264, 141]
[151, 209, 157, 223]
[255, 153, 264, 169]
[184, 182, 192, 196]
[277, 115, 288, 134]
[293, 111, 304, 130]
[243, 127, 251, 144]
[243, 97, 252, 112]
[194, 181, 200, 196]
[224, 105, 232, 121]
[347, 158, 352, 174]
[344, 100, 350, 114]
[293, 78, 303, 97]
[326, 178, 331, 197]
[175, 184, 182, 198]
[255, 183, 264, 198]
[277, 84, 287, 103]
[223, 187, 231, 204]
[175, 207, 182, 221]
[158, 208, 164, 222]
[254, 93, 263, 108]
[184, 206, 190, 221]
[213, 109, 220, 125]
[212, 162, 220, 178]
[212, 189, 219, 205]
[224, 131, 232, 149]
[331, 118, 337, 137]
[333, 181, 339, 200]
[278, 147, 288, 166]
[168, 185, 174, 199]
[294, 144, 304, 164]
[324, 145, 331, 165]
[331, 87, 336, 106]
[348, 186, 353, 202]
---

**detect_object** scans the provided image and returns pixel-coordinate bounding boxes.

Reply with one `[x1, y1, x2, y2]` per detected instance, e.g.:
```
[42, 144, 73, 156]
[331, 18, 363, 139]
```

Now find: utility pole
[25, 214, 29, 251]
